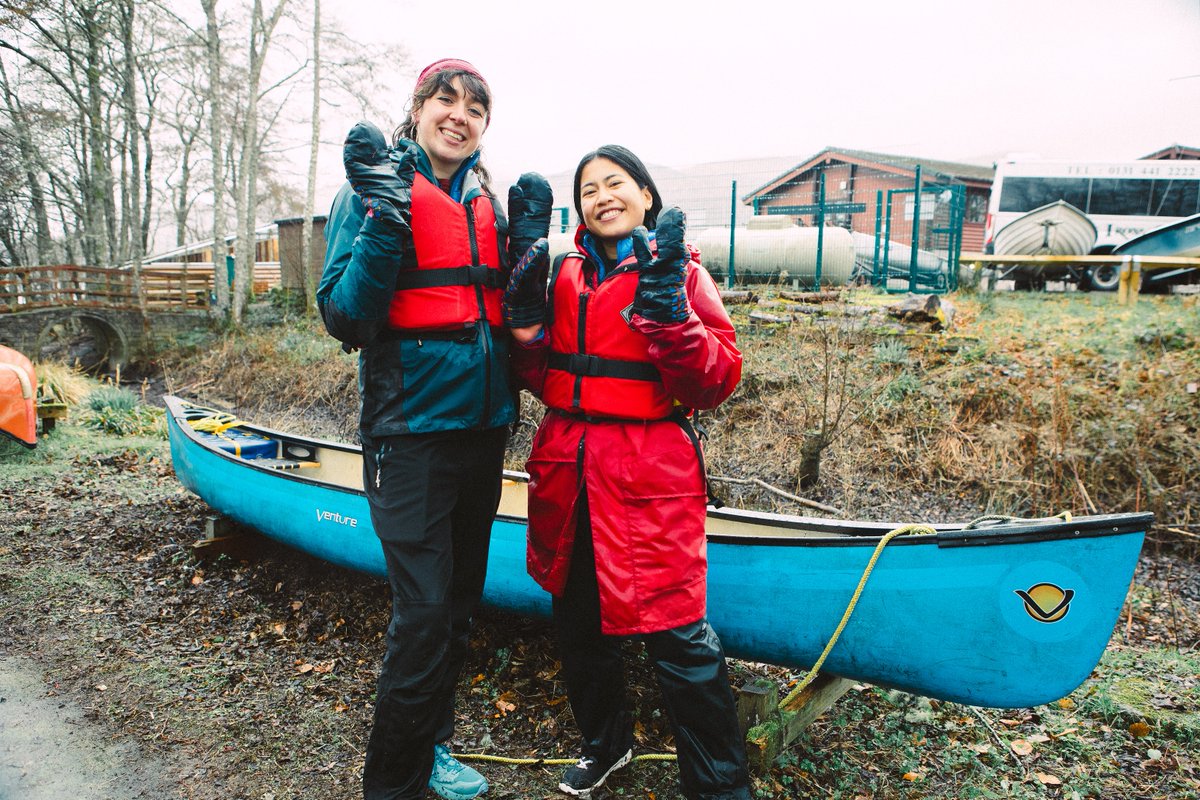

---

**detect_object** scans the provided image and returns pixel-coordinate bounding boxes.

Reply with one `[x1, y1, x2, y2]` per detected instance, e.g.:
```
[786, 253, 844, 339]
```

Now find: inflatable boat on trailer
[164, 396, 1149, 709]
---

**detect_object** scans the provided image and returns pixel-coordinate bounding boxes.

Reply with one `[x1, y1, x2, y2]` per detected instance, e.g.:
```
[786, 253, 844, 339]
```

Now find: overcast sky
[320, 0, 1200, 190]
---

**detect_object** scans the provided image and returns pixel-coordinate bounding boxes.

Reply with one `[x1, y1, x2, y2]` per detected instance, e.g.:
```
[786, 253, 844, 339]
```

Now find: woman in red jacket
[505, 145, 750, 800]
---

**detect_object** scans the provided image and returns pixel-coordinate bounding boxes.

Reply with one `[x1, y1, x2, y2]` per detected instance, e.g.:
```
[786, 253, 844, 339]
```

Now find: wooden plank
[744, 673, 857, 771]
[960, 252, 1200, 269]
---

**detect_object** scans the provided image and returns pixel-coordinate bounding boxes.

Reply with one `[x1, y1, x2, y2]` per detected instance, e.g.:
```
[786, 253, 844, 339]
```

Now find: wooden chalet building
[743, 147, 995, 253]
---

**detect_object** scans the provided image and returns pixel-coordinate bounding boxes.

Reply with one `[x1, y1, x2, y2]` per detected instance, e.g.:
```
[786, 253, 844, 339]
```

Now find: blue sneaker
[429, 743, 488, 800]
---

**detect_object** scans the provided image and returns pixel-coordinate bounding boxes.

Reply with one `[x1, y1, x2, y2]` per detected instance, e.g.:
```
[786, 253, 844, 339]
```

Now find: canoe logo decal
[1015, 583, 1074, 623]
[315, 508, 358, 528]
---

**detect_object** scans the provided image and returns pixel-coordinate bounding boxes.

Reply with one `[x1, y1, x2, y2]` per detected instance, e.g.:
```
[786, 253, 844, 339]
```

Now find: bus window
[1150, 180, 1200, 217]
[1088, 179, 1152, 215]
[998, 177, 1089, 213]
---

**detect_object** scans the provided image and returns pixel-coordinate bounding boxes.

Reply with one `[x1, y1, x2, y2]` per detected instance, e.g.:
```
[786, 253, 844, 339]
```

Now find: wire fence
[544, 150, 992, 294]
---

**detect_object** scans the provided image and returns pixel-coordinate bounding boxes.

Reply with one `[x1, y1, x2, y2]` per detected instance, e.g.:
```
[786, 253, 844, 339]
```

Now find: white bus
[984, 158, 1200, 289]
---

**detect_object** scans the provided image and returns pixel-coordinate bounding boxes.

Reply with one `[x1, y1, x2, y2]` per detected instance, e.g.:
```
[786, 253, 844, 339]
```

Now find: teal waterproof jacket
[317, 140, 516, 437]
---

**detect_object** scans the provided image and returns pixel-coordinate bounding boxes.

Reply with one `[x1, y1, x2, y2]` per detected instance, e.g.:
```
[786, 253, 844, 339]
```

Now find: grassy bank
[3, 285, 1198, 798]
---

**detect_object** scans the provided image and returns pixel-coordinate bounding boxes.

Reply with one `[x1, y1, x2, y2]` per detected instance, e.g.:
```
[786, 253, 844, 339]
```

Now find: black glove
[502, 238, 550, 328]
[343, 121, 414, 233]
[630, 206, 690, 324]
[507, 172, 553, 269]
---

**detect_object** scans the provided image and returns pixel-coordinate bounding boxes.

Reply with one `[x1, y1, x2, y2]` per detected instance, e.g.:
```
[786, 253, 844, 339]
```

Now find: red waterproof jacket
[512, 227, 742, 635]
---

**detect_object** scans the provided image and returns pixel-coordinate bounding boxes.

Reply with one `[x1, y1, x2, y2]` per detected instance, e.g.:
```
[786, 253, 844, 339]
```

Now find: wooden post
[1117, 256, 1132, 305]
[743, 673, 856, 771]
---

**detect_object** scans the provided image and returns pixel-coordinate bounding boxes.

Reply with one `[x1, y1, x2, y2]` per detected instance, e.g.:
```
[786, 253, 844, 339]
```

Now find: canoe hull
[0, 345, 37, 448]
[1114, 213, 1200, 258]
[165, 397, 1146, 708]
[993, 200, 1097, 259]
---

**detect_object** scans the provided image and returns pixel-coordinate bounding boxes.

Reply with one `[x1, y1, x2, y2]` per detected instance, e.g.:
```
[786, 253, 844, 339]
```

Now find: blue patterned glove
[507, 173, 553, 270]
[343, 121, 414, 233]
[503, 238, 550, 328]
[630, 206, 690, 324]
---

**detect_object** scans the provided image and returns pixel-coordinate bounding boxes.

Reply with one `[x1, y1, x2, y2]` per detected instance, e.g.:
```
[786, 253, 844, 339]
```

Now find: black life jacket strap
[671, 408, 724, 509]
[547, 351, 661, 382]
[395, 264, 504, 290]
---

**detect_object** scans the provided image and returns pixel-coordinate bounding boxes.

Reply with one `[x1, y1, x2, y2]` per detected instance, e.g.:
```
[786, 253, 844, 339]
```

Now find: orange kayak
[0, 344, 37, 447]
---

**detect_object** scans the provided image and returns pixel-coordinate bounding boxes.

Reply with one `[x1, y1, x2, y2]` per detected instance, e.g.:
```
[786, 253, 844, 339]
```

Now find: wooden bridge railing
[0, 263, 283, 312]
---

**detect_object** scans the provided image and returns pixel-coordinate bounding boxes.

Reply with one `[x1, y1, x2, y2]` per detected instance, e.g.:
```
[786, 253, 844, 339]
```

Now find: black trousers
[552, 492, 752, 800]
[361, 426, 508, 800]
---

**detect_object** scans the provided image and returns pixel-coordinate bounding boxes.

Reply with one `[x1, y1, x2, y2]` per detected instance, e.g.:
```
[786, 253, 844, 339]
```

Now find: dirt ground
[2, 434, 1199, 800]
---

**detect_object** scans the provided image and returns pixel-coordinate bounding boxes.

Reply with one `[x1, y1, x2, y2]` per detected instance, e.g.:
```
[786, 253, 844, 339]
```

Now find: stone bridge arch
[0, 307, 208, 373]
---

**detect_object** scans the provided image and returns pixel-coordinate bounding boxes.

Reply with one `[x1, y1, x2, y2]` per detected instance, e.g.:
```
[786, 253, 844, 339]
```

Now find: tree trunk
[202, 0, 230, 316]
[118, 0, 144, 311]
[0, 61, 53, 265]
[299, 0, 320, 314]
[796, 430, 826, 489]
[230, 0, 289, 324]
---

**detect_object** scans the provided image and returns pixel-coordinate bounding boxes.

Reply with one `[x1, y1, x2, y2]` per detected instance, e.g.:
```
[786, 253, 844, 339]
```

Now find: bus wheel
[1086, 264, 1120, 292]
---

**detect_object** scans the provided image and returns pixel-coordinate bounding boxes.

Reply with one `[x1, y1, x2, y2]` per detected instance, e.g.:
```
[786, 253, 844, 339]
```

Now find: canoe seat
[252, 457, 320, 470]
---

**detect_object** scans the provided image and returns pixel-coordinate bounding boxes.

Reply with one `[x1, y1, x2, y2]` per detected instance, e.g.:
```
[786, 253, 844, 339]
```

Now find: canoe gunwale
[165, 396, 1153, 549]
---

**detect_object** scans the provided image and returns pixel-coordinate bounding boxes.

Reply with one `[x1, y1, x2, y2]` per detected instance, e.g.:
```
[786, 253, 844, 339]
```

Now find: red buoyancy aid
[543, 253, 676, 420]
[386, 172, 505, 331]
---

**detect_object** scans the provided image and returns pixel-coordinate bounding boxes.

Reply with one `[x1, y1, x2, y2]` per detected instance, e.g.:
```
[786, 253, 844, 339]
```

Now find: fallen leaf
[273, 623, 285, 635]
[966, 742, 992, 754]
[95, 684, 107, 691]
[1028, 733, 1051, 743]
[191, 575, 203, 585]
[1129, 721, 1151, 738]
[297, 663, 314, 674]
[1057, 697, 1075, 709]
[1035, 772, 1062, 786]
[901, 772, 923, 781]
[1147, 749, 1163, 761]
[1010, 739, 1034, 756]
[494, 690, 517, 714]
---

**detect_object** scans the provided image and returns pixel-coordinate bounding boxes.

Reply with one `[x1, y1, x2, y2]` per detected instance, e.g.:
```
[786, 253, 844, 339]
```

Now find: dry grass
[154, 290, 1200, 541]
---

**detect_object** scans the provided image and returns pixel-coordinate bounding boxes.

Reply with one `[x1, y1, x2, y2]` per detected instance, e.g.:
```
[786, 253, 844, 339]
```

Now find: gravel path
[0, 654, 179, 800]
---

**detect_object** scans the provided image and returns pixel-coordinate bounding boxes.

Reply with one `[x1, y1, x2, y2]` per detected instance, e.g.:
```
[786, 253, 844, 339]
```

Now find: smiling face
[577, 157, 654, 258]
[412, 76, 487, 180]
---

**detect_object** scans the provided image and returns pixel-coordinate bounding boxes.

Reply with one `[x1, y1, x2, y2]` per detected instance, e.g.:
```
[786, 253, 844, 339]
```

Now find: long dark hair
[572, 144, 663, 229]
[394, 69, 494, 192]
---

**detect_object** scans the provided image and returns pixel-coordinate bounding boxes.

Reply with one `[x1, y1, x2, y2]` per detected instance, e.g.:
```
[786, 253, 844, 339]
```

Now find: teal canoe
[164, 396, 1148, 709]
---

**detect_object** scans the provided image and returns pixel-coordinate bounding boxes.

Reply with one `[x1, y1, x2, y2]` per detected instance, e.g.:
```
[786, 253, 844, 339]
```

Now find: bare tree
[201, 0, 230, 314]
[298, 0, 318, 312]
[0, 59, 52, 264]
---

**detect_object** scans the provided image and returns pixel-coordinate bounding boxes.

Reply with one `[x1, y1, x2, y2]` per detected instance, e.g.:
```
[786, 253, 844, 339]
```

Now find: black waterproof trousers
[361, 426, 508, 800]
[552, 492, 752, 800]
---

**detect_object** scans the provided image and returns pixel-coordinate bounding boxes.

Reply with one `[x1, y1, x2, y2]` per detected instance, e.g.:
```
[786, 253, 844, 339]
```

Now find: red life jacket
[386, 172, 504, 332]
[543, 253, 675, 420]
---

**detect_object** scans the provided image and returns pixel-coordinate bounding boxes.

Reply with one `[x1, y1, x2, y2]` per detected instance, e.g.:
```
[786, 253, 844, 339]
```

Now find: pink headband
[416, 58, 488, 91]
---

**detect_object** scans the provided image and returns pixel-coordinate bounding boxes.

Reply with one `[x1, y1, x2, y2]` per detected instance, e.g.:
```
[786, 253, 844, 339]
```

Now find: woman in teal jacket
[318, 58, 551, 800]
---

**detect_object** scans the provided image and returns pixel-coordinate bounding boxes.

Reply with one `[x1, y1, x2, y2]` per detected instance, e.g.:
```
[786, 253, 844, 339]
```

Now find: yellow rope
[778, 522, 937, 710]
[186, 409, 245, 434]
[452, 752, 678, 765]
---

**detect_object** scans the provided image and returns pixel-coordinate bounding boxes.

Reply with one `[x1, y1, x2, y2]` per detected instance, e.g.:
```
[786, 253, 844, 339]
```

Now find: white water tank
[694, 222, 855, 286]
